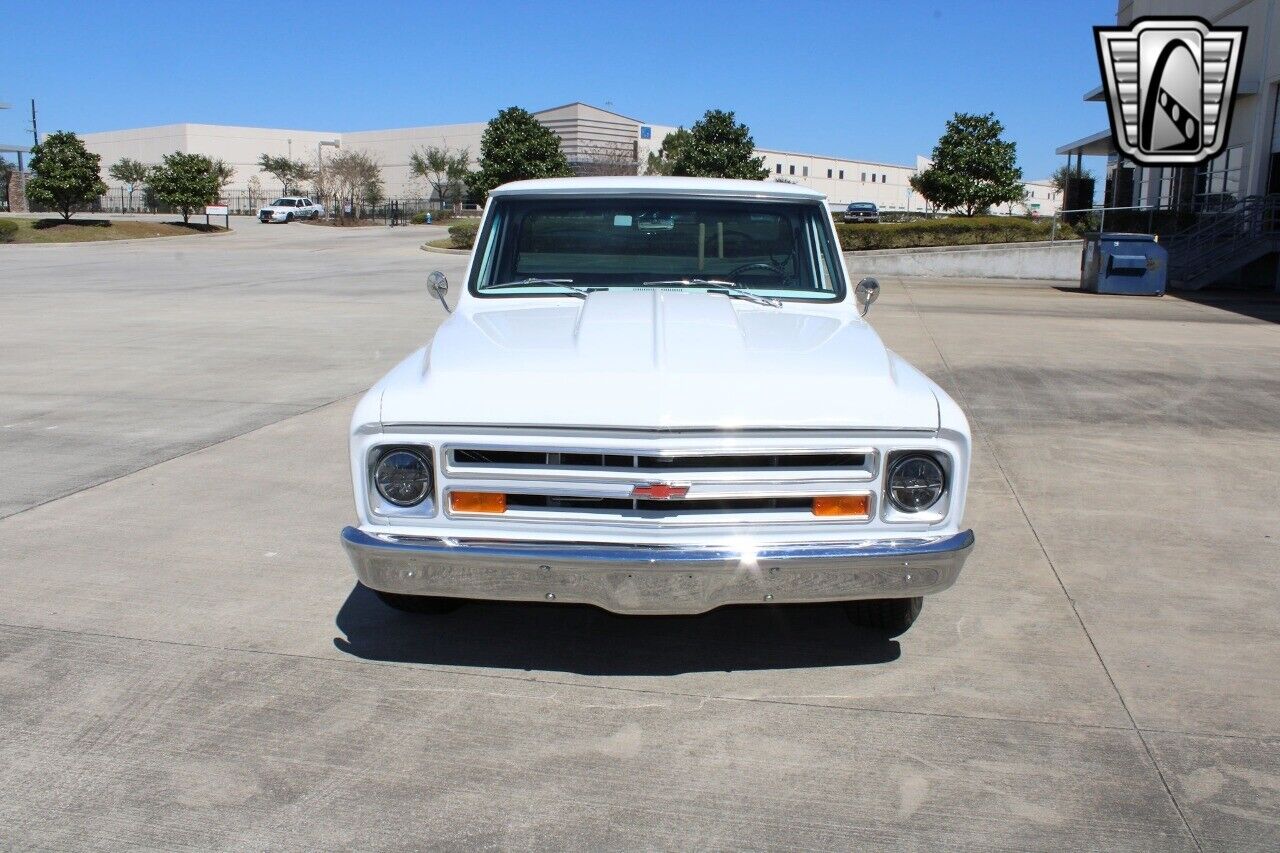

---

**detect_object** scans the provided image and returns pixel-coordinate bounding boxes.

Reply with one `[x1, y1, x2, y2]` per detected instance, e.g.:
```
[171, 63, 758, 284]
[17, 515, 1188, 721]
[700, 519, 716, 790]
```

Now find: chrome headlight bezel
[882, 451, 951, 524]
[369, 445, 435, 512]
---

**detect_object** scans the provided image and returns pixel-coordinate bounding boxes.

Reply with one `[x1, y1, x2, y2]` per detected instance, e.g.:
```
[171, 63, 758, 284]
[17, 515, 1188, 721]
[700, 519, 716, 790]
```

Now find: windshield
[271, 198, 294, 206]
[848, 203, 876, 210]
[469, 197, 845, 301]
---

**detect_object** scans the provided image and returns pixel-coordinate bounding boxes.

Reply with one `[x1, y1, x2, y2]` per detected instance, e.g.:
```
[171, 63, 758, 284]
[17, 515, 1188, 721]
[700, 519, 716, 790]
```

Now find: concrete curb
[420, 243, 471, 255]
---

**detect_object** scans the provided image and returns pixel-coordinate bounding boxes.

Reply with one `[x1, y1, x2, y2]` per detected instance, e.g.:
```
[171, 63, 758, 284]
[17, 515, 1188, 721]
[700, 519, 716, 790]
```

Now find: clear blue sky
[2, 0, 1114, 179]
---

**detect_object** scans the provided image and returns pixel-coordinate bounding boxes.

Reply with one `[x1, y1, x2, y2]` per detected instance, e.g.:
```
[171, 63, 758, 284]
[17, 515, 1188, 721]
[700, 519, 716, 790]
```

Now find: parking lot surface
[2, 221, 1277, 849]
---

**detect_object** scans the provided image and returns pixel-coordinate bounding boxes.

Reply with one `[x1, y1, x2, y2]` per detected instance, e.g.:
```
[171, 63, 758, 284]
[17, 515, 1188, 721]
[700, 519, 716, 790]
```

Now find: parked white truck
[341, 177, 973, 633]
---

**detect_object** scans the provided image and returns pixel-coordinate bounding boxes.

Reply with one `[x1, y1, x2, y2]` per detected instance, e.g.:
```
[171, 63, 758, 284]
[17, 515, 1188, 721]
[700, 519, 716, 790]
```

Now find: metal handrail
[1049, 203, 1188, 242]
[1165, 195, 1280, 283]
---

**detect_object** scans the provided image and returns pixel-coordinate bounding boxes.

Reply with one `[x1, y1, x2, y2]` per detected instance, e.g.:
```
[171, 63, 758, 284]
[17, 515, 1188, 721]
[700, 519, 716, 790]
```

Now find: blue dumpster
[1080, 233, 1167, 296]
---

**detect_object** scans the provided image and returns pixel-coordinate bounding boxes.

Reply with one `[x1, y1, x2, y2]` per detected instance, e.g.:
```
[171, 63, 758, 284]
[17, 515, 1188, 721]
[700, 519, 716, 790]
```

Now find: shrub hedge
[410, 210, 457, 225]
[448, 218, 479, 249]
[834, 216, 1075, 251]
[0, 219, 17, 243]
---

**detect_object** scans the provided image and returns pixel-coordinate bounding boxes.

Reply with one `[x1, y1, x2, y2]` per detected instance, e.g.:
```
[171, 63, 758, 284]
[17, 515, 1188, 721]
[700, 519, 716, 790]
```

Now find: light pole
[318, 139, 339, 211]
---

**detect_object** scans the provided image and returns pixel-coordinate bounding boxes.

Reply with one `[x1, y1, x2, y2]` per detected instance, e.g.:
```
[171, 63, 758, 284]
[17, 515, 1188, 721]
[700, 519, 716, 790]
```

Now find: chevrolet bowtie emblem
[631, 483, 690, 500]
[1095, 16, 1246, 166]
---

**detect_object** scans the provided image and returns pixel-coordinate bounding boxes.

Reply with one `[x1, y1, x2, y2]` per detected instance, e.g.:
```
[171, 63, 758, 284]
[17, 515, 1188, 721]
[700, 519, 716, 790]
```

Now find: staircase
[1165, 194, 1280, 291]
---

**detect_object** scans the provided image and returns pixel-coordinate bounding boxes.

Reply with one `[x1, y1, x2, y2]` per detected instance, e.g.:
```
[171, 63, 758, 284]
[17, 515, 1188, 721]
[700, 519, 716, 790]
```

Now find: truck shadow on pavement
[333, 584, 900, 675]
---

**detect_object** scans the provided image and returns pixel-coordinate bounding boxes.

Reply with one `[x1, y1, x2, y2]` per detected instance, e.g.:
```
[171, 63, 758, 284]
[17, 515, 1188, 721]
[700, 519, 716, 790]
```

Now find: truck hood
[378, 289, 939, 431]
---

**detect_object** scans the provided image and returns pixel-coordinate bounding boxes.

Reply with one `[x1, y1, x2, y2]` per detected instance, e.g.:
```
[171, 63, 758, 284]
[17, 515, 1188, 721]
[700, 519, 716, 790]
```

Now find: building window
[1193, 145, 1243, 208]
[802, 166, 809, 177]
[776, 163, 782, 174]
[882, 174, 887, 183]
[871, 174, 876, 183]
[827, 168, 832, 178]
[789, 165, 795, 175]
[861, 172, 866, 182]
[839, 170, 844, 180]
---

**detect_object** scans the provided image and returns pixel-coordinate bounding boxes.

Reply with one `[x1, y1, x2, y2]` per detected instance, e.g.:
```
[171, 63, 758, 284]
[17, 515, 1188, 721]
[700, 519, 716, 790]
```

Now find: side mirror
[855, 277, 880, 317]
[427, 270, 452, 314]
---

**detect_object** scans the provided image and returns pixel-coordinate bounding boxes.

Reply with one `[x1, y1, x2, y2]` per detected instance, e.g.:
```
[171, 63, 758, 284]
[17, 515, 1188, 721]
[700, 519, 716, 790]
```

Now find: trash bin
[1080, 232, 1167, 296]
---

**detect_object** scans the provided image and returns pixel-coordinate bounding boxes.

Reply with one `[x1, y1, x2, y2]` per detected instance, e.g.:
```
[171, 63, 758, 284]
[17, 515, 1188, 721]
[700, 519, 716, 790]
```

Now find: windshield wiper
[642, 278, 782, 308]
[485, 278, 588, 298]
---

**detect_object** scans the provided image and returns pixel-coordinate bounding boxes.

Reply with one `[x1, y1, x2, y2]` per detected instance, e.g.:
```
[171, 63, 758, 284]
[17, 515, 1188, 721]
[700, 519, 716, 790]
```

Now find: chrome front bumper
[341, 527, 974, 615]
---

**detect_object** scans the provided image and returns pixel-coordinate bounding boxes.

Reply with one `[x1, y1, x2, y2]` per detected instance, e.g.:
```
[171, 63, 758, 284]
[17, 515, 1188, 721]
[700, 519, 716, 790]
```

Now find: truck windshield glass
[470, 198, 844, 301]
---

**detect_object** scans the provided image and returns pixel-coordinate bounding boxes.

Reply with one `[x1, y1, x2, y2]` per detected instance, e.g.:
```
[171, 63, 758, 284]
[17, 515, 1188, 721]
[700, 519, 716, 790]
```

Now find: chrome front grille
[442, 442, 878, 525]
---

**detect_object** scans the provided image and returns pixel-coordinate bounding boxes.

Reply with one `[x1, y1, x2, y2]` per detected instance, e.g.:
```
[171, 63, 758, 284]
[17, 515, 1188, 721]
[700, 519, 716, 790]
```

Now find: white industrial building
[80, 101, 1060, 215]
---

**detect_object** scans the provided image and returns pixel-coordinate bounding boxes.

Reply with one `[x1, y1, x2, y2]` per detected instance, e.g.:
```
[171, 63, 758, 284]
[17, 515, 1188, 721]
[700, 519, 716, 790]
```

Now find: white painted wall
[79, 105, 1065, 214]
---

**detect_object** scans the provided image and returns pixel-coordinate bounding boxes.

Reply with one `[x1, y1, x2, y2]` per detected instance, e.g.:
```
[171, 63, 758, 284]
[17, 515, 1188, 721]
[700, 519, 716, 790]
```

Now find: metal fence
[1048, 198, 1245, 242]
[81, 191, 482, 222]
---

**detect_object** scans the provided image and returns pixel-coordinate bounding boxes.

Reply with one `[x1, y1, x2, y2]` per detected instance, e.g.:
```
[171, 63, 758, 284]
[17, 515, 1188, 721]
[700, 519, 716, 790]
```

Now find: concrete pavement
[1, 224, 1277, 849]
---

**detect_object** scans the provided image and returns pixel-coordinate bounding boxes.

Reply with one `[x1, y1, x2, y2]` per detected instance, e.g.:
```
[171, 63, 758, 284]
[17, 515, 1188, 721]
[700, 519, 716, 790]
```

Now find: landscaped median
[423, 218, 480, 253]
[834, 216, 1074, 251]
[0, 217, 227, 244]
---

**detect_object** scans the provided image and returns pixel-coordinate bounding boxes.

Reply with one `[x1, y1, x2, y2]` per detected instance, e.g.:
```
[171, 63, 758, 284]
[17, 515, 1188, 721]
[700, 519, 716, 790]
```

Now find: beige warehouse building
[82, 101, 1059, 215]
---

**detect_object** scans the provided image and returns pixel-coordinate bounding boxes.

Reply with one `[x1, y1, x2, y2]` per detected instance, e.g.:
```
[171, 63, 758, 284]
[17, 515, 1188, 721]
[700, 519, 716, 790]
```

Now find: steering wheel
[729, 260, 788, 278]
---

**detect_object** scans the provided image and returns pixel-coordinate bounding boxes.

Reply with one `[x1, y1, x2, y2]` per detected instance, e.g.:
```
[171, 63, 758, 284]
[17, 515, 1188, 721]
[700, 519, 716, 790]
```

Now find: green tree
[148, 152, 222, 223]
[108, 157, 150, 210]
[465, 107, 573, 201]
[409, 146, 470, 208]
[25, 131, 108, 220]
[0, 155, 13, 209]
[671, 110, 768, 180]
[644, 127, 691, 176]
[1050, 162, 1094, 192]
[211, 159, 236, 192]
[326, 149, 383, 220]
[256, 154, 312, 194]
[909, 112, 1024, 216]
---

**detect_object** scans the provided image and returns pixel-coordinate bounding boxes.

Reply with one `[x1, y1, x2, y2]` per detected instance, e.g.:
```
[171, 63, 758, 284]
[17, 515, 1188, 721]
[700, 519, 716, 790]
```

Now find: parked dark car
[843, 202, 880, 223]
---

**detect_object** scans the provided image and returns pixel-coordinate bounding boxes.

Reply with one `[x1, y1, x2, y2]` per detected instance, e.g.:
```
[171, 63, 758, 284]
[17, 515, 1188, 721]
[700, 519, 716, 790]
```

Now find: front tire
[285, 212, 294, 222]
[368, 585, 462, 615]
[845, 597, 922, 635]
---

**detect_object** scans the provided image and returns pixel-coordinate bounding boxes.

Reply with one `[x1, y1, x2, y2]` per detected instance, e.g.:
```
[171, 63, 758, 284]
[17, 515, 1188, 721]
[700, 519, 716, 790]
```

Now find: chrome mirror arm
[427, 270, 452, 314]
[855, 277, 880, 317]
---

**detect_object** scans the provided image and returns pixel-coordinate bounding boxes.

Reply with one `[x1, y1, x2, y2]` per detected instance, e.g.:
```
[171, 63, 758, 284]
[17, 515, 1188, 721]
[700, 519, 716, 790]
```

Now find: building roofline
[754, 146, 918, 171]
[1055, 129, 1115, 156]
[533, 101, 646, 124]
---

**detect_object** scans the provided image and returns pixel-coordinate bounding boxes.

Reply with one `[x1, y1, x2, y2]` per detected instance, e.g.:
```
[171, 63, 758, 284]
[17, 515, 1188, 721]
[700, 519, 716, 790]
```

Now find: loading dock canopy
[1056, 130, 1115, 157]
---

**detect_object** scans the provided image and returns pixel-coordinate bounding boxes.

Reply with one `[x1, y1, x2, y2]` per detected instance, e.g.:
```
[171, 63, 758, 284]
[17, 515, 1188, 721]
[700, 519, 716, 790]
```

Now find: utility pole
[30, 99, 38, 147]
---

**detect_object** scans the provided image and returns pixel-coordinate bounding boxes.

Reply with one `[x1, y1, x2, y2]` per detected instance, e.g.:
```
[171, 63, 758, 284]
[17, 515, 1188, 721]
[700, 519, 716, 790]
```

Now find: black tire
[285, 212, 294, 222]
[845, 596, 923, 635]
[368, 585, 462, 615]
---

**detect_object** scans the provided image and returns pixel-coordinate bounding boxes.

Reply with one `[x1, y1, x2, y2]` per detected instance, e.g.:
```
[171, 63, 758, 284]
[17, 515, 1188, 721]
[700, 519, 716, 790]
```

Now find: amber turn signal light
[450, 491, 507, 513]
[812, 495, 870, 517]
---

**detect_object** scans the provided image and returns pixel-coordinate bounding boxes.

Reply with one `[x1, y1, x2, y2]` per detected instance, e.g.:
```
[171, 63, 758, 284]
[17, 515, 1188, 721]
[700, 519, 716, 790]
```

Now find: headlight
[373, 448, 432, 507]
[886, 454, 945, 512]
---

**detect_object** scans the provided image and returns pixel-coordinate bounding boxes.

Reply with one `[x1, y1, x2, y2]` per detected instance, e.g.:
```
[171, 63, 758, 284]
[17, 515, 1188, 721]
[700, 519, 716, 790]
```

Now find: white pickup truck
[258, 196, 324, 223]
[341, 177, 973, 634]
